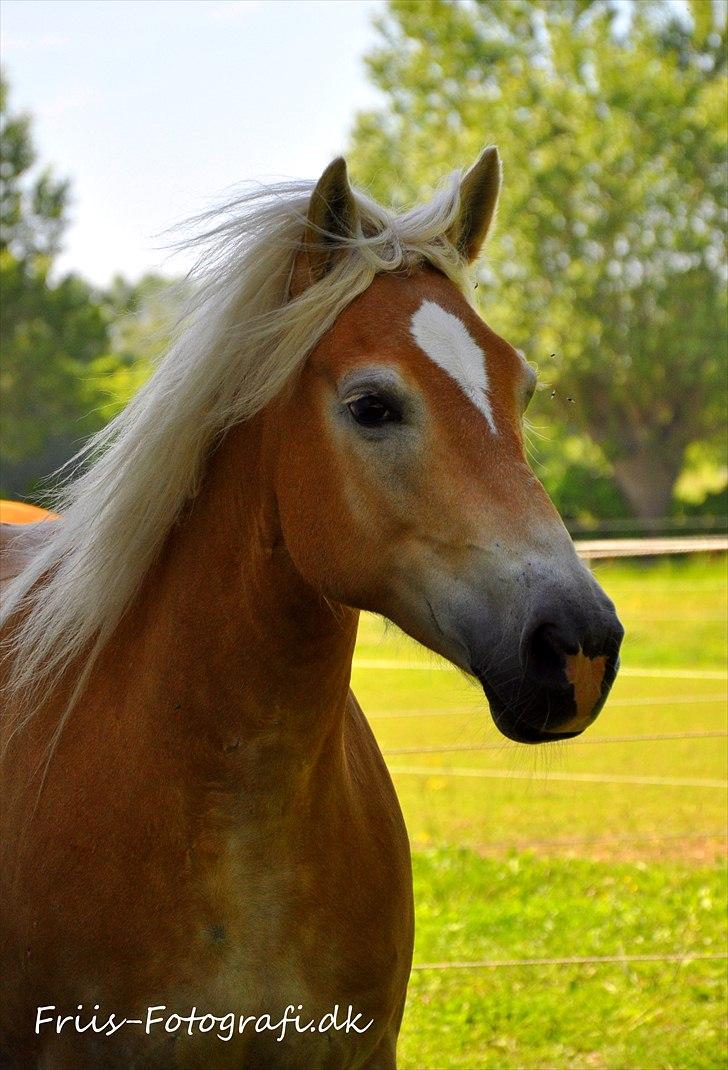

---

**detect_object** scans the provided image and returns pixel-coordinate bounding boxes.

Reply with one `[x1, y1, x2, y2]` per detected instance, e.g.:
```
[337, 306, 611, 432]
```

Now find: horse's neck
[108, 415, 359, 760]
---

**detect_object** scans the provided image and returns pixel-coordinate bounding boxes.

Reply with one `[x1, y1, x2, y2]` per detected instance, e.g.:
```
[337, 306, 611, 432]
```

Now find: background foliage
[348, 0, 727, 525]
[1, 0, 726, 528]
[0, 77, 186, 500]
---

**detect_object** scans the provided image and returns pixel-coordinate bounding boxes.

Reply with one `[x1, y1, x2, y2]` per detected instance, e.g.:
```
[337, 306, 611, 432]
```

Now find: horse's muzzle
[474, 603, 624, 744]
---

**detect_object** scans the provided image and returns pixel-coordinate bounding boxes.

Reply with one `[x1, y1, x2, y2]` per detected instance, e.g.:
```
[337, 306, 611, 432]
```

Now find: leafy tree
[349, 0, 727, 523]
[90, 273, 191, 424]
[0, 79, 68, 262]
[0, 75, 112, 497]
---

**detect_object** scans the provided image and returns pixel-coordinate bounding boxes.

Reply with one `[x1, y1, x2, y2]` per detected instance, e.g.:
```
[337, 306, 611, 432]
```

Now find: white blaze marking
[409, 300, 496, 433]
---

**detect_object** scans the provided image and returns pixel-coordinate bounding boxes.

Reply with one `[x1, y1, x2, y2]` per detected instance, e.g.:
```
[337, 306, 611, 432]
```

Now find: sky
[2, 0, 384, 284]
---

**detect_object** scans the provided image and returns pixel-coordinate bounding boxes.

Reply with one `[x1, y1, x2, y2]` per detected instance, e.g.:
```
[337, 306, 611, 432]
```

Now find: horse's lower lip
[475, 670, 591, 745]
[488, 714, 582, 744]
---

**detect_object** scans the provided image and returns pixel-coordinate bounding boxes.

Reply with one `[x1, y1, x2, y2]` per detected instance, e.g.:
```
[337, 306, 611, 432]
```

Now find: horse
[0, 148, 623, 1069]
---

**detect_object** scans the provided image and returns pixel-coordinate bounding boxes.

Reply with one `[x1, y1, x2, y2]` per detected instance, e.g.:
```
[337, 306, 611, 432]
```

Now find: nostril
[526, 623, 577, 687]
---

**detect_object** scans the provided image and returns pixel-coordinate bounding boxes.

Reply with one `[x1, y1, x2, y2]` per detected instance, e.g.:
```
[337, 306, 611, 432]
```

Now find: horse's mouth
[489, 711, 583, 744]
[475, 653, 620, 745]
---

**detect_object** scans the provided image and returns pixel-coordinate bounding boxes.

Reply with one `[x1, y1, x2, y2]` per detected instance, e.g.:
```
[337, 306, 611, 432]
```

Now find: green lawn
[402, 852, 725, 1070]
[352, 555, 728, 1070]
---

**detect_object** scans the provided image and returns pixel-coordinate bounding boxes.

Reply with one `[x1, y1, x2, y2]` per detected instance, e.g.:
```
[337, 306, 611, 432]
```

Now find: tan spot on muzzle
[559, 651, 608, 732]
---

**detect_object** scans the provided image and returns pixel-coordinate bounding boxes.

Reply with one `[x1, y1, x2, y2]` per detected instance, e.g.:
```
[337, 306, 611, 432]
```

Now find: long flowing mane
[1, 174, 472, 705]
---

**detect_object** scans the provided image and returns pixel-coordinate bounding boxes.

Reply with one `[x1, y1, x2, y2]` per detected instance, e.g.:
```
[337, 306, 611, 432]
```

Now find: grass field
[351, 555, 727, 1070]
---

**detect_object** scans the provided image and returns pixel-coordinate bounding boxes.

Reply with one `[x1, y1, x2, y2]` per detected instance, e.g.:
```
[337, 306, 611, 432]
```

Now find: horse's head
[275, 152, 623, 743]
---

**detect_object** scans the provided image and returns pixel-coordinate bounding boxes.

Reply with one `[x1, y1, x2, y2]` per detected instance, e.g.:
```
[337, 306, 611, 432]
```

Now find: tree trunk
[612, 450, 682, 529]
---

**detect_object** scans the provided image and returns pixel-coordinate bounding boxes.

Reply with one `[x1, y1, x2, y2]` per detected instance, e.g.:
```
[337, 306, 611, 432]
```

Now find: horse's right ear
[448, 146, 502, 263]
[289, 157, 359, 297]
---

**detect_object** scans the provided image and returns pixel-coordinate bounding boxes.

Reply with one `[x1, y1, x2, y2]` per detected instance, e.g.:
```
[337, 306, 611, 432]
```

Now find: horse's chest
[10, 726, 412, 1068]
[189, 814, 405, 999]
[187, 828, 321, 1006]
[160, 794, 411, 1067]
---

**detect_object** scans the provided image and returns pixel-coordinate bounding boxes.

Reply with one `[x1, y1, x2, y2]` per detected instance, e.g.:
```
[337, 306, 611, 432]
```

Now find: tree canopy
[0, 76, 111, 496]
[0, 77, 185, 499]
[349, 0, 727, 522]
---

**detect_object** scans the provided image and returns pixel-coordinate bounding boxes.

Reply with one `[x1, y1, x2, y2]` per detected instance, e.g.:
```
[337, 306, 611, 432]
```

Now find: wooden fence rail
[574, 534, 728, 559]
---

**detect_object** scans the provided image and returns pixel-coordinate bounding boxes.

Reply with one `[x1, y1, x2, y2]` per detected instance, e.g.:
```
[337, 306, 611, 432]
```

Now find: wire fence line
[383, 730, 728, 756]
[377, 694, 727, 786]
[367, 692, 728, 719]
[618, 667, 727, 680]
[614, 612, 726, 623]
[388, 765, 728, 789]
[354, 659, 728, 681]
[409, 829, 726, 853]
[411, 952, 728, 972]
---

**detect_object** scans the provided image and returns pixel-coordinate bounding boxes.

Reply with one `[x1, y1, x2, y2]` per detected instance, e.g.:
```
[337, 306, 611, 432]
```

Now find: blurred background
[1, 3, 726, 1069]
[1, 0, 726, 537]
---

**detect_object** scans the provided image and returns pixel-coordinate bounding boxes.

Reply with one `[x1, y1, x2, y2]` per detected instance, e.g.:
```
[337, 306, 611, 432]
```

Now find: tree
[0, 78, 190, 499]
[86, 273, 191, 425]
[0, 76, 111, 497]
[0, 79, 68, 263]
[349, 0, 727, 523]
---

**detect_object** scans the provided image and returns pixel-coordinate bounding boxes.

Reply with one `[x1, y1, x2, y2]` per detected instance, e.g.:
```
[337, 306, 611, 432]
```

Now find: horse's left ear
[290, 157, 359, 296]
[448, 146, 502, 263]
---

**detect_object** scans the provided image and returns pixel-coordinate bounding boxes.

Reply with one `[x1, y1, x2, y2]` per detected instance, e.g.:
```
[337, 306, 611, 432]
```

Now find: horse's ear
[448, 146, 502, 263]
[289, 157, 359, 296]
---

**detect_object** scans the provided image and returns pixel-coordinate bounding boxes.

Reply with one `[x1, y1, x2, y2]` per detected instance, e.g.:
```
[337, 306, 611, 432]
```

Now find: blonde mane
[2, 174, 472, 704]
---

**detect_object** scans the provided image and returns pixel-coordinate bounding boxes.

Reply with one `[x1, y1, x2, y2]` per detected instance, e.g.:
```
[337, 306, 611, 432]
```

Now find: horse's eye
[347, 395, 399, 427]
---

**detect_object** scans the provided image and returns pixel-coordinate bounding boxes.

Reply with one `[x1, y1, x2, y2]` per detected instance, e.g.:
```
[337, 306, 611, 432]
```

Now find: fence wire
[383, 730, 727, 755]
[410, 829, 726, 853]
[412, 952, 728, 972]
[369, 692, 727, 719]
[388, 765, 727, 788]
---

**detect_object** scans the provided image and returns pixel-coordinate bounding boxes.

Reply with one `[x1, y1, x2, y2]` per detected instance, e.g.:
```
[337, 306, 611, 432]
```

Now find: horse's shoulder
[0, 520, 59, 584]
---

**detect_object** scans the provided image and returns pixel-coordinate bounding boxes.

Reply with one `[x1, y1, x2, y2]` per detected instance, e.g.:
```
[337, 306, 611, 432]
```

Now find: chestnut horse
[0, 150, 622, 1068]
